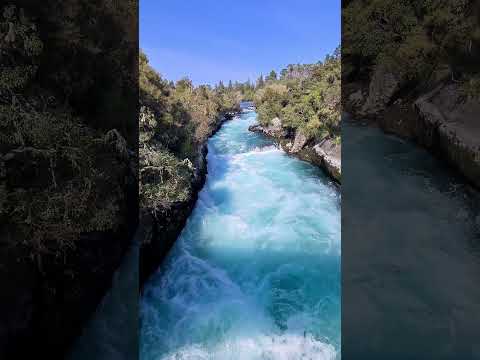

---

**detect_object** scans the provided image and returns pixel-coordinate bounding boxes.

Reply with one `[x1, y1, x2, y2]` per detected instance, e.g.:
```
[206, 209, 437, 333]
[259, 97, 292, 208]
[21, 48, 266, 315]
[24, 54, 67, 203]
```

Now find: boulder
[290, 129, 309, 153]
[313, 139, 341, 181]
[263, 117, 287, 138]
[361, 65, 403, 116]
[248, 118, 287, 138]
[348, 89, 364, 109]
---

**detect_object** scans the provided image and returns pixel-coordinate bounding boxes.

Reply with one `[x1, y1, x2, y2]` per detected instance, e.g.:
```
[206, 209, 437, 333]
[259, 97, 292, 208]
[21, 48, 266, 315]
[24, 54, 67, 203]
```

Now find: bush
[343, 0, 479, 87]
[254, 47, 341, 141]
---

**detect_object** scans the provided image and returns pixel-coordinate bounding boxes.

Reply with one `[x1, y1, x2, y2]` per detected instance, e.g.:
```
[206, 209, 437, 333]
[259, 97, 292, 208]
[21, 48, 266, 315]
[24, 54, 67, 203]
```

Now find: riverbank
[344, 77, 480, 189]
[248, 120, 341, 183]
[139, 111, 239, 287]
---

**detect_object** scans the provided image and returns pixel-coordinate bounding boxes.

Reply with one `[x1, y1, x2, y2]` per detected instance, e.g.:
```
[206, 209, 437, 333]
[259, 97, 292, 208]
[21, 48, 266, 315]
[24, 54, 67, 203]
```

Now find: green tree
[253, 48, 341, 141]
[266, 70, 278, 81]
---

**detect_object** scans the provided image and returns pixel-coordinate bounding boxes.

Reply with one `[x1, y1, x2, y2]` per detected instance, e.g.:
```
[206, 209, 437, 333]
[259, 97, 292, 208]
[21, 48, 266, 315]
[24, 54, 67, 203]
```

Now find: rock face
[313, 139, 342, 181]
[253, 117, 288, 138]
[345, 78, 480, 189]
[413, 85, 480, 188]
[348, 90, 364, 110]
[360, 65, 403, 116]
[249, 123, 341, 183]
[291, 129, 309, 154]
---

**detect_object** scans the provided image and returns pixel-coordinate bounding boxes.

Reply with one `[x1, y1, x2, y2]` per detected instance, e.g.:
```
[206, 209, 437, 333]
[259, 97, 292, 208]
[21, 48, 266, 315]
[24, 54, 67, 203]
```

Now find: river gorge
[68, 112, 480, 360]
[139, 108, 341, 359]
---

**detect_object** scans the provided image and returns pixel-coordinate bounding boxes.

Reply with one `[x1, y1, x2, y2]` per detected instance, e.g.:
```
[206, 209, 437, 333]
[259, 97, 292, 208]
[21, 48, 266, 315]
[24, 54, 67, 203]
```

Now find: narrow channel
[140, 108, 341, 359]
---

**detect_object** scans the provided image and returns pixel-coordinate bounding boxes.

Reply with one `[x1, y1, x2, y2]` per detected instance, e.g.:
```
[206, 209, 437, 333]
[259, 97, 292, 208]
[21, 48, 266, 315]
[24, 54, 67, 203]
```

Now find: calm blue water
[140, 110, 341, 359]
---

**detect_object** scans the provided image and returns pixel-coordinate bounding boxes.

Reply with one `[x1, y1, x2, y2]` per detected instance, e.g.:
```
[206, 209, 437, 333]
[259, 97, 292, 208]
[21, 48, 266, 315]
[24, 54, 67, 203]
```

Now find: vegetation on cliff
[139, 51, 249, 220]
[253, 47, 341, 143]
[0, 2, 138, 358]
[343, 0, 480, 98]
[0, 4, 136, 261]
[343, 0, 480, 189]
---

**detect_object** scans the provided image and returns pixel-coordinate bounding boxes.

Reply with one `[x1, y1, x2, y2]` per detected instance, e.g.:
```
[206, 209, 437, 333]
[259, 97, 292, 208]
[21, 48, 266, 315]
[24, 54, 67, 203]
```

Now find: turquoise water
[140, 110, 341, 359]
[342, 120, 480, 359]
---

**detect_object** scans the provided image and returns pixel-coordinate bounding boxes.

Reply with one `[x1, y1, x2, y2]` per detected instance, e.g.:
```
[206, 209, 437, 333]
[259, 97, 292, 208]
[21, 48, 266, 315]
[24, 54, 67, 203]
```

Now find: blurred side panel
[0, 1, 138, 359]
[342, 0, 480, 358]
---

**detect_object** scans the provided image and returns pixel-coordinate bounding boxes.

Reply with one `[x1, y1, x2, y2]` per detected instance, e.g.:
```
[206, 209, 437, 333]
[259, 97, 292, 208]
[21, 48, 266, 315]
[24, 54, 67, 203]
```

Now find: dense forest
[253, 47, 341, 144]
[343, 0, 480, 100]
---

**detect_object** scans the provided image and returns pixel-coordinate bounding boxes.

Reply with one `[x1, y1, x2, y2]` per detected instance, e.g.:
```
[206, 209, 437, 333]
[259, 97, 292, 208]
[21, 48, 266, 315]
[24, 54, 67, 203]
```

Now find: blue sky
[140, 0, 340, 85]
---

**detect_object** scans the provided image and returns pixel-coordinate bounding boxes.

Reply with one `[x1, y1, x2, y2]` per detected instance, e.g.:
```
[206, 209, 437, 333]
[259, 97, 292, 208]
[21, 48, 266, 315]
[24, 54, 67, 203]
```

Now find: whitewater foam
[159, 334, 336, 360]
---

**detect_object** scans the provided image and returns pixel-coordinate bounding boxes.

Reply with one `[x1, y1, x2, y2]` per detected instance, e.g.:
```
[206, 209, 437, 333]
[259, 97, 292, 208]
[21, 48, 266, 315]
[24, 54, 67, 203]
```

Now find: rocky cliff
[249, 118, 341, 183]
[139, 112, 236, 287]
[344, 66, 480, 189]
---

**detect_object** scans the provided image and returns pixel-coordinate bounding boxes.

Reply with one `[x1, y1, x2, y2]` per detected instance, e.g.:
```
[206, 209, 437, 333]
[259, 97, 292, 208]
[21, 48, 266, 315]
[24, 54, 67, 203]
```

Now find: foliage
[0, 5, 43, 91]
[255, 83, 289, 126]
[343, 0, 480, 90]
[254, 47, 341, 141]
[139, 51, 245, 216]
[0, 5, 133, 260]
[140, 146, 192, 212]
[266, 70, 278, 82]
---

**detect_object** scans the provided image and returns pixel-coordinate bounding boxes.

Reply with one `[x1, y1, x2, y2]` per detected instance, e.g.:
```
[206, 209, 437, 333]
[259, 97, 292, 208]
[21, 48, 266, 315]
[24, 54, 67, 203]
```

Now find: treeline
[253, 47, 341, 142]
[139, 51, 247, 215]
[343, 0, 480, 99]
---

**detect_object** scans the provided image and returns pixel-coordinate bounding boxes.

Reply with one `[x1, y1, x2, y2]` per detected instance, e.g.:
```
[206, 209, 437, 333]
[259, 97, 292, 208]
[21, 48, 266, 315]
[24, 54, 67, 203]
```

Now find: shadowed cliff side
[342, 0, 480, 189]
[0, 2, 138, 358]
[138, 52, 243, 286]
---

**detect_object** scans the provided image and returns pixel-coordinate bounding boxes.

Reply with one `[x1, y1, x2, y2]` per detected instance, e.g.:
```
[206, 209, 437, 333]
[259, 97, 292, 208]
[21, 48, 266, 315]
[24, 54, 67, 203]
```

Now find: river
[140, 108, 341, 359]
[342, 119, 480, 359]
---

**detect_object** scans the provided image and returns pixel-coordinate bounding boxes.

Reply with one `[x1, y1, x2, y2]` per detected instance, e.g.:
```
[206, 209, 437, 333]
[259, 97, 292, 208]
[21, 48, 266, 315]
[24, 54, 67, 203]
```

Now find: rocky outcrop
[291, 129, 309, 154]
[254, 117, 288, 138]
[313, 139, 342, 181]
[249, 123, 341, 183]
[414, 86, 480, 187]
[345, 78, 480, 189]
[359, 65, 404, 117]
